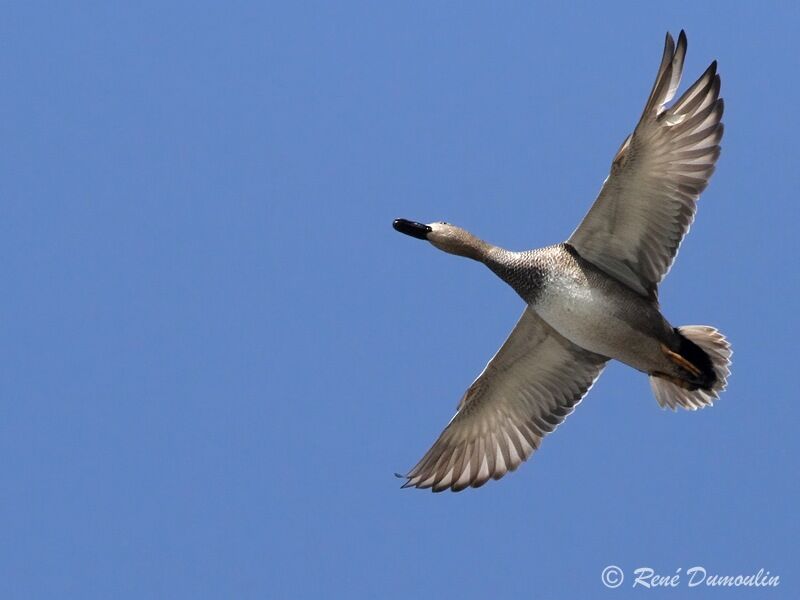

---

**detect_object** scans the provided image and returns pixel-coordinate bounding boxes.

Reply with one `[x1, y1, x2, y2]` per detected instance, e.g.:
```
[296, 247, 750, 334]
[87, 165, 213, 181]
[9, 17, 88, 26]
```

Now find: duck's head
[393, 218, 487, 260]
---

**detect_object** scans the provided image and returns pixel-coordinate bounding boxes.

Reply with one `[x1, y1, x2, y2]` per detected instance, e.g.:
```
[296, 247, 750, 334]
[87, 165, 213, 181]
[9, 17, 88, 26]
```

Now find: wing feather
[400, 308, 607, 492]
[568, 31, 723, 298]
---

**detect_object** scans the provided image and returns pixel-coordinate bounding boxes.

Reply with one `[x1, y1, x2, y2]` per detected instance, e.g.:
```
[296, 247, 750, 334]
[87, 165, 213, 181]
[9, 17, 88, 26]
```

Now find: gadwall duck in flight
[393, 31, 731, 492]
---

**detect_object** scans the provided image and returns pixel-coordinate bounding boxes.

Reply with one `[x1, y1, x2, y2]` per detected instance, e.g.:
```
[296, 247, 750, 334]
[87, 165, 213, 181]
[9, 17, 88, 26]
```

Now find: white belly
[532, 275, 658, 371]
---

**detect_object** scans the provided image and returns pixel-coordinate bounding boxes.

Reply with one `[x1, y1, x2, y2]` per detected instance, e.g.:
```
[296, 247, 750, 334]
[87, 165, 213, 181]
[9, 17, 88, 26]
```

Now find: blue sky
[2, 2, 798, 598]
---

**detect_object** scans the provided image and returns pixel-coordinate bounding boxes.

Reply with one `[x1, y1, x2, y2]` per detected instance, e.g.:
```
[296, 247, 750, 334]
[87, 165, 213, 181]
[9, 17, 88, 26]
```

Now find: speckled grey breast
[486, 243, 676, 372]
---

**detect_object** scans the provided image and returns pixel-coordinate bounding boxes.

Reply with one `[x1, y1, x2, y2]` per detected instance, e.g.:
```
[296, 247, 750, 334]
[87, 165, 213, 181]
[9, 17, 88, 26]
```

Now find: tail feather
[650, 326, 732, 410]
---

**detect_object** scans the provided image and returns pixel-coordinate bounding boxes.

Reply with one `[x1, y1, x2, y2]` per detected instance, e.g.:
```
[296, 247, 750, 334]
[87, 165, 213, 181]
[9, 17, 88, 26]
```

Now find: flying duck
[393, 31, 731, 492]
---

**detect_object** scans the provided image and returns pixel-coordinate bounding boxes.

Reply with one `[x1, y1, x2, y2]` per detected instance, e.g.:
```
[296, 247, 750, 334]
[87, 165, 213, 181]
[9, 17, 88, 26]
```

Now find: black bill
[393, 218, 431, 240]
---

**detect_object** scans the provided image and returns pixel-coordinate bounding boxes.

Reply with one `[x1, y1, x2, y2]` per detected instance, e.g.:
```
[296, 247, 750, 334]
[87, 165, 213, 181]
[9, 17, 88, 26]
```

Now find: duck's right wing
[400, 308, 607, 492]
[568, 31, 723, 299]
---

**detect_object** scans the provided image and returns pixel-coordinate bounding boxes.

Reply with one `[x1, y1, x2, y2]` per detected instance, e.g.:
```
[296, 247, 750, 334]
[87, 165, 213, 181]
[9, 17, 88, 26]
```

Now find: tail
[650, 326, 732, 410]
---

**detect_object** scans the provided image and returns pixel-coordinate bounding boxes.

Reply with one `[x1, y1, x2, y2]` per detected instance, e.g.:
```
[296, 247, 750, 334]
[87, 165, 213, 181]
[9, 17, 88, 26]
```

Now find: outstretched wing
[401, 308, 607, 492]
[568, 31, 724, 299]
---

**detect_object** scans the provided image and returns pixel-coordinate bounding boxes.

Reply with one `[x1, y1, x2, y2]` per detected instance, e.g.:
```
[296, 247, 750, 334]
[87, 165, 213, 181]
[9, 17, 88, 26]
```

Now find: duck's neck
[444, 233, 545, 303]
[480, 247, 546, 304]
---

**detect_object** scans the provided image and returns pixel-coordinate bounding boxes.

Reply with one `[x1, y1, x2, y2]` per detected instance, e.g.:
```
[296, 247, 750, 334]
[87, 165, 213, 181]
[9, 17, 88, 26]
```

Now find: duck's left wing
[568, 31, 723, 299]
[400, 308, 607, 492]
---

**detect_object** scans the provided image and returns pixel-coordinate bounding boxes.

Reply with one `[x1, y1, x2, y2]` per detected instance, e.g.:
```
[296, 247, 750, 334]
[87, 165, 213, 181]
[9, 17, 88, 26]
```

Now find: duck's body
[392, 31, 732, 492]
[490, 243, 676, 376]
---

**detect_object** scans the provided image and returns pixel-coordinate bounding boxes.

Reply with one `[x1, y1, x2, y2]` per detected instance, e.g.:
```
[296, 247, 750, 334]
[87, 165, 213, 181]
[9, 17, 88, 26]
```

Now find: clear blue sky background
[2, 2, 798, 598]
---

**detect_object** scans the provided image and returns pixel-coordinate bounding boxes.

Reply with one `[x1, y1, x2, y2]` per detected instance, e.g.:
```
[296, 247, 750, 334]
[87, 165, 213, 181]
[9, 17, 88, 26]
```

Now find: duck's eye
[440, 221, 449, 225]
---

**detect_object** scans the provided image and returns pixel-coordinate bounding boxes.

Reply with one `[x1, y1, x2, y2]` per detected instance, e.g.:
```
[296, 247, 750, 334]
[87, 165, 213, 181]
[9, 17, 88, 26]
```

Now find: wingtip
[396, 471, 416, 489]
[676, 31, 688, 59]
[695, 60, 718, 82]
[663, 32, 675, 58]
